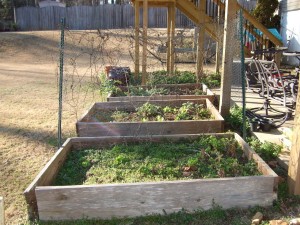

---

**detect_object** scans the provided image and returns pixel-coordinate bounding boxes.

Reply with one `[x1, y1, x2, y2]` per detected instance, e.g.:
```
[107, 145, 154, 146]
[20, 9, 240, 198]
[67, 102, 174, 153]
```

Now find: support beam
[134, 0, 140, 78]
[196, 0, 206, 82]
[219, 0, 236, 117]
[167, 5, 171, 74]
[215, 0, 222, 74]
[288, 77, 300, 195]
[142, 0, 148, 85]
[170, 3, 175, 75]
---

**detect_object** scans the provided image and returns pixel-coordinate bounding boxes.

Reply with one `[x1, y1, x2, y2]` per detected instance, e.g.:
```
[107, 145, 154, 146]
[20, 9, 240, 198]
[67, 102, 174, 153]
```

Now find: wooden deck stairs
[131, 0, 283, 56]
[131, 0, 283, 80]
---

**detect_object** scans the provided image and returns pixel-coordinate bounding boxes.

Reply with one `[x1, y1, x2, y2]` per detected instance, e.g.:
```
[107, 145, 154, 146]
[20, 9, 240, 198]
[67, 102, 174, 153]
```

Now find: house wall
[280, 0, 300, 65]
[281, 0, 300, 12]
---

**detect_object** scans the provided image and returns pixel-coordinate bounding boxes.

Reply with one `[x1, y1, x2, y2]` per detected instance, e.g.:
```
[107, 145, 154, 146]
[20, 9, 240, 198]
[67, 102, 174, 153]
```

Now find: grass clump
[54, 136, 260, 186]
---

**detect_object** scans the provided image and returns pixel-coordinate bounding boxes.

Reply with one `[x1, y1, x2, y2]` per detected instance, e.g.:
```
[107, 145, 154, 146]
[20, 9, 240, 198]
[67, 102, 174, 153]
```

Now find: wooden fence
[15, 5, 195, 31]
[15, 0, 256, 31]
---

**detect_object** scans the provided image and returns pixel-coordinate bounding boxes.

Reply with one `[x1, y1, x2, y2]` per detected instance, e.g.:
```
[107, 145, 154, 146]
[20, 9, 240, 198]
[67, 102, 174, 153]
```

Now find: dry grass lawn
[0, 29, 208, 224]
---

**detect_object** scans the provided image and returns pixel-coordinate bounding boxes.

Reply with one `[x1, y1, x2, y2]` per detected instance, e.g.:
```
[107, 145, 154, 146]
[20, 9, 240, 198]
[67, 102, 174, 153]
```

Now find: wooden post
[288, 78, 300, 195]
[170, 4, 175, 75]
[134, 0, 140, 78]
[142, 0, 148, 85]
[219, 0, 236, 117]
[167, 5, 171, 74]
[0, 197, 4, 225]
[275, 52, 281, 68]
[215, 0, 222, 74]
[196, 0, 206, 82]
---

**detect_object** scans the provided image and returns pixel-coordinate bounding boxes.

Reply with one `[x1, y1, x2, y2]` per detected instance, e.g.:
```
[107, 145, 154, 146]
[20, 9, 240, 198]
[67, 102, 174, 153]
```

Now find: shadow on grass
[0, 123, 69, 148]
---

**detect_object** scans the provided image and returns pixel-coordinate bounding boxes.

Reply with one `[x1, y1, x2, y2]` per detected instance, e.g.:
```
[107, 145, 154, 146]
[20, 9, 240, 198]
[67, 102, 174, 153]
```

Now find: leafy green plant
[201, 72, 221, 88]
[98, 73, 125, 97]
[101, 70, 204, 97]
[247, 137, 282, 162]
[126, 86, 169, 96]
[176, 102, 195, 120]
[176, 102, 211, 121]
[95, 102, 212, 122]
[111, 111, 130, 122]
[136, 102, 162, 118]
[194, 88, 203, 95]
[126, 87, 149, 96]
[148, 87, 169, 95]
[175, 70, 196, 84]
[148, 70, 196, 85]
[225, 105, 250, 135]
[156, 115, 165, 121]
[163, 106, 173, 113]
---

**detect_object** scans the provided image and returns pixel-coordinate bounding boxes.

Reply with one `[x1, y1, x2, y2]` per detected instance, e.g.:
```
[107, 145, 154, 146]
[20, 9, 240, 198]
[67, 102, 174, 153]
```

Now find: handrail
[211, 0, 283, 47]
[240, 5, 282, 46]
[131, 0, 282, 49]
[176, 0, 219, 41]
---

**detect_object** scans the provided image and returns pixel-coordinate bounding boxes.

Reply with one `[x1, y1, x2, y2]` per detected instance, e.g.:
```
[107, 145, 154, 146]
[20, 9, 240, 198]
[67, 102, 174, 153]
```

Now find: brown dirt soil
[0, 29, 216, 224]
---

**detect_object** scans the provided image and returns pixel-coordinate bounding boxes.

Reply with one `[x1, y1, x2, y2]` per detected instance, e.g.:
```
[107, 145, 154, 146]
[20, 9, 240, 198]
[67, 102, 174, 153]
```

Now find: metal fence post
[58, 17, 65, 149]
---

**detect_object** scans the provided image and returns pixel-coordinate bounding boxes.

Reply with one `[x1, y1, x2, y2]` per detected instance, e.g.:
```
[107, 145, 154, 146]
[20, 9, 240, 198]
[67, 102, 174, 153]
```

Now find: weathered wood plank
[107, 94, 216, 102]
[36, 176, 276, 221]
[288, 75, 300, 195]
[98, 99, 215, 112]
[106, 83, 216, 102]
[95, 98, 208, 110]
[24, 139, 73, 220]
[77, 120, 223, 137]
[76, 99, 224, 137]
[70, 133, 233, 150]
[25, 133, 278, 220]
[234, 133, 279, 191]
[206, 98, 223, 121]
[0, 197, 4, 225]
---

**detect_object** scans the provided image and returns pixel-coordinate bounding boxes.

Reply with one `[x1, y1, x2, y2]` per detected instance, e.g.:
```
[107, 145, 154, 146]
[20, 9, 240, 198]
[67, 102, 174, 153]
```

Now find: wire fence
[57, 7, 249, 141]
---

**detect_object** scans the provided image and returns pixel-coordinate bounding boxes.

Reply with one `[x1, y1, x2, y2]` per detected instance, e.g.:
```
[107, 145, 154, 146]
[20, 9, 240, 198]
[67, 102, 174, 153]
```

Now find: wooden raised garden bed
[24, 133, 278, 221]
[107, 83, 216, 103]
[76, 98, 224, 137]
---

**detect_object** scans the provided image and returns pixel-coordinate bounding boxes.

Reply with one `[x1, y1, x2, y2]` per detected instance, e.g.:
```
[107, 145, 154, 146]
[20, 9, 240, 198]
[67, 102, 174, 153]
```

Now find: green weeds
[200, 72, 221, 88]
[99, 70, 221, 97]
[247, 137, 282, 162]
[54, 136, 260, 186]
[148, 70, 196, 85]
[108, 102, 212, 122]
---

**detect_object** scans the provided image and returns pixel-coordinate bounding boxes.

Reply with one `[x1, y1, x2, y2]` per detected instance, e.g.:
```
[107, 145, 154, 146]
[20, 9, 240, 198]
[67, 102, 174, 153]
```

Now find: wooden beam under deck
[131, 0, 175, 7]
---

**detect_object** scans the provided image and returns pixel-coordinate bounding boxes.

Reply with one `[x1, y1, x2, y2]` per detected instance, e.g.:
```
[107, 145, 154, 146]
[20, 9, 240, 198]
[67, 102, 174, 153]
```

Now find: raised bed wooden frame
[107, 83, 217, 103]
[76, 98, 224, 137]
[24, 133, 278, 221]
